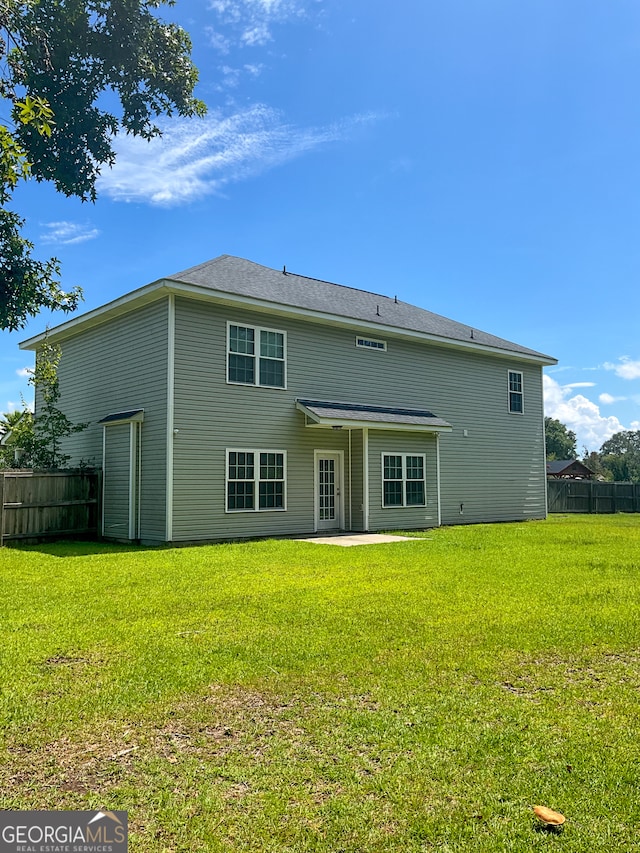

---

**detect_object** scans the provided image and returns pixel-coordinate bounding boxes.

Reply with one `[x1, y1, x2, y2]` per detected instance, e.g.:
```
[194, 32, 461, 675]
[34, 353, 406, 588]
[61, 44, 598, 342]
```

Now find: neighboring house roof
[296, 399, 453, 432]
[20, 255, 557, 365]
[546, 459, 595, 478]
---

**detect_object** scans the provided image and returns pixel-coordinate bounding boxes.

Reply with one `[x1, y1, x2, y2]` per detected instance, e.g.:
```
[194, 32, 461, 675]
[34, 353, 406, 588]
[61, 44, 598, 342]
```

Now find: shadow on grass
[4, 539, 168, 558]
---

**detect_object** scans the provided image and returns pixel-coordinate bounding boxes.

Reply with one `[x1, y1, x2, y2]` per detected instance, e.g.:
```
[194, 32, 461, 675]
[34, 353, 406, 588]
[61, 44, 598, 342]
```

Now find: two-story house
[20, 255, 556, 543]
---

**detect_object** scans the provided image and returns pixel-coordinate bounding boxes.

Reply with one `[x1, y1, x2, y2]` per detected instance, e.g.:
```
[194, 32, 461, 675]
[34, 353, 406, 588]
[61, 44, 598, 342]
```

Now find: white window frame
[225, 449, 287, 513]
[227, 322, 287, 389]
[381, 453, 427, 508]
[508, 369, 524, 414]
[355, 336, 387, 352]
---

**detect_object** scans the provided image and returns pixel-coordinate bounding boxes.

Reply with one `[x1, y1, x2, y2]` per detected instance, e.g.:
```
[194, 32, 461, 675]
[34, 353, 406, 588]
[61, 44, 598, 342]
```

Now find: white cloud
[208, 0, 307, 48]
[16, 367, 31, 378]
[99, 107, 379, 206]
[206, 27, 231, 53]
[603, 356, 640, 380]
[563, 382, 596, 389]
[41, 221, 100, 245]
[241, 22, 271, 45]
[544, 375, 628, 452]
[599, 392, 626, 405]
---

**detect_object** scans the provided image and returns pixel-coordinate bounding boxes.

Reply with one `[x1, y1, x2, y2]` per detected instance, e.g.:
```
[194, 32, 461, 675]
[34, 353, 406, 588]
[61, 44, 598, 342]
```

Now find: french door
[315, 451, 343, 531]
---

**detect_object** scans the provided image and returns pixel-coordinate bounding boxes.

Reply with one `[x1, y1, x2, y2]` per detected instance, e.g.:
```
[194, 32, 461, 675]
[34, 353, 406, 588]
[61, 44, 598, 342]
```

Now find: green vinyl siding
[51, 299, 169, 541]
[368, 433, 439, 531]
[171, 295, 547, 540]
[102, 424, 132, 540]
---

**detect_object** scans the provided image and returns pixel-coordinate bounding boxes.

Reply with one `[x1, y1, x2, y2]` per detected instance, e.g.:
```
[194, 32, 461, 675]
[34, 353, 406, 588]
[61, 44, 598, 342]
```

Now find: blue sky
[2, 0, 640, 452]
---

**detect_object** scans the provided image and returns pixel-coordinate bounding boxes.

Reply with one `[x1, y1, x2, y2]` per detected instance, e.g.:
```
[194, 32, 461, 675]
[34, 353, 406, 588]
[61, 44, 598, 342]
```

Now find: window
[356, 336, 387, 351]
[227, 323, 286, 388]
[508, 370, 524, 414]
[382, 454, 426, 507]
[226, 450, 286, 512]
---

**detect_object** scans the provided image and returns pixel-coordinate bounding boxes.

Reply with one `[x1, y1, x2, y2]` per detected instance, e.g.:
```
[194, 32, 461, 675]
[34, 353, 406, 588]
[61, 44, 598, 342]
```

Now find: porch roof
[296, 399, 452, 432]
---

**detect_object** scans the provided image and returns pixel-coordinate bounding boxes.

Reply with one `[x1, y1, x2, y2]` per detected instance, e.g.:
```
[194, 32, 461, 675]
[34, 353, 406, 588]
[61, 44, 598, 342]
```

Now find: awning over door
[296, 399, 452, 432]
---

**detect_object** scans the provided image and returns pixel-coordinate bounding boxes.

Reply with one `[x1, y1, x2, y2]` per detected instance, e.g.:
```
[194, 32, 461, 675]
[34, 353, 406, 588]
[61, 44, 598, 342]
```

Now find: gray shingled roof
[296, 399, 452, 430]
[546, 459, 592, 474]
[168, 255, 554, 361]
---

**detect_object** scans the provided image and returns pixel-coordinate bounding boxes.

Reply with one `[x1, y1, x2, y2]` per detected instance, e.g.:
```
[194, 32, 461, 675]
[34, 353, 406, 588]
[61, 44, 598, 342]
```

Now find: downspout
[363, 427, 369, 531]
[436, 432, 442, 527]
[101, 426, 106, 537]
[166, 294, 175, 541]
[129, 421, 136, 539]
[348, 430, 353, 530]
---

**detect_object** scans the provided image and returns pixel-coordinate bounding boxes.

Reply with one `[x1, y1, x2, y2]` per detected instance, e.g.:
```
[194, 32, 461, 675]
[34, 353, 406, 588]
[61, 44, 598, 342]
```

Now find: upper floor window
[227, 323, 286, 388]
[508, 370, 524, 414]
[382, 454, 426, 507]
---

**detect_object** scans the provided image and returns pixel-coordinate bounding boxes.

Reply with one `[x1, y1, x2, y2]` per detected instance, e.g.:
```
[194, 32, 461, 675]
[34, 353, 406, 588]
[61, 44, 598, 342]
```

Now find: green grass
[1, 514, 640, 851]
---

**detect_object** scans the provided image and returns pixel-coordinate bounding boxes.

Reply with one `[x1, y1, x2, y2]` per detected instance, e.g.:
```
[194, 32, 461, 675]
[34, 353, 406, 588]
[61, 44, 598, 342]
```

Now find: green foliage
[0, 0, 205, 330]
[1, 517, 640, 850]
[599, 429, 640, 482]
[544, 416, 577, 460]
[5, 337, 88, 469]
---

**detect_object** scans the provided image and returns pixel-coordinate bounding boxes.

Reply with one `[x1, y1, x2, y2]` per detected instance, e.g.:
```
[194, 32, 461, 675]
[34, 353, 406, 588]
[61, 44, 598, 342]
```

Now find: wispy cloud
[544, 375, 628, 452]
[41, 221, 100, 246]
[99, 107, 380, 206]
[16, 367, 30, 378]
[208, 0, 308, 50]
[563, 381, 596, 389]
[214, 61, 266, 90]
[603, 356, 640, 380]
[599, 392, 626, 405]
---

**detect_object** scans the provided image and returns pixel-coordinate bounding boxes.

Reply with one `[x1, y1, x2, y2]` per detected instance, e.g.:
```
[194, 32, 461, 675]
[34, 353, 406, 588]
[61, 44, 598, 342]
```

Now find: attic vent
[355, 336, 387, 351]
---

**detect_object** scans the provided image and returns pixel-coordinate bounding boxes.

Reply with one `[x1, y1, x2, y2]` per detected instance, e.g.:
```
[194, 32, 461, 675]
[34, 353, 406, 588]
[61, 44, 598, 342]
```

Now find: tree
[598, 430, 640, 483]
[5, 337, 87, 469]
[544, 417, 577, 461]
[0, 408, 24, 437]
[1, 0, 205, 331]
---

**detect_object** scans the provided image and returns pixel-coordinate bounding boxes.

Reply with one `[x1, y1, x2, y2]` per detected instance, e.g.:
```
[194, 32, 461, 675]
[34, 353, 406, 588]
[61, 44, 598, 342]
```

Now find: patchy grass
[1, 514, 640, 850]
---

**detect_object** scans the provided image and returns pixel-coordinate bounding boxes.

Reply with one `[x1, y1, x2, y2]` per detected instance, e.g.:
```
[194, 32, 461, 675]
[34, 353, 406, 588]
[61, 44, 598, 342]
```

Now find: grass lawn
[1, 514, 640, 851]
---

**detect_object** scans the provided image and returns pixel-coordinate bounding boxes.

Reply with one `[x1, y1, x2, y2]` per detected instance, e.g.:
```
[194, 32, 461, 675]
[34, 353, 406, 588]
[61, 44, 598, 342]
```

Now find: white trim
[225, 448, 287, 513]
[299, 416, 451, 433]
[19, 279, 557, 366]
[508, 369, 524, 414]
[166, 294, 175, 541]
[436, 433, 442, 527]
[380, 452, 427, 508]
[348, 429, 352, 531]
[226, 321, 287, 389]
[101, 427, 106, 536]
[129, 422, 137, 539]
[313, 449, 345, 532]
[363, 427, 369, 531]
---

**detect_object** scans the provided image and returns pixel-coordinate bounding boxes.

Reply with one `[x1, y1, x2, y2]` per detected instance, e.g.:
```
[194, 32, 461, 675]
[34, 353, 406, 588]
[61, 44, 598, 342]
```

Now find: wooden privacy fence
[0, 470, 101, 545]
[547, 479, 640, 514]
